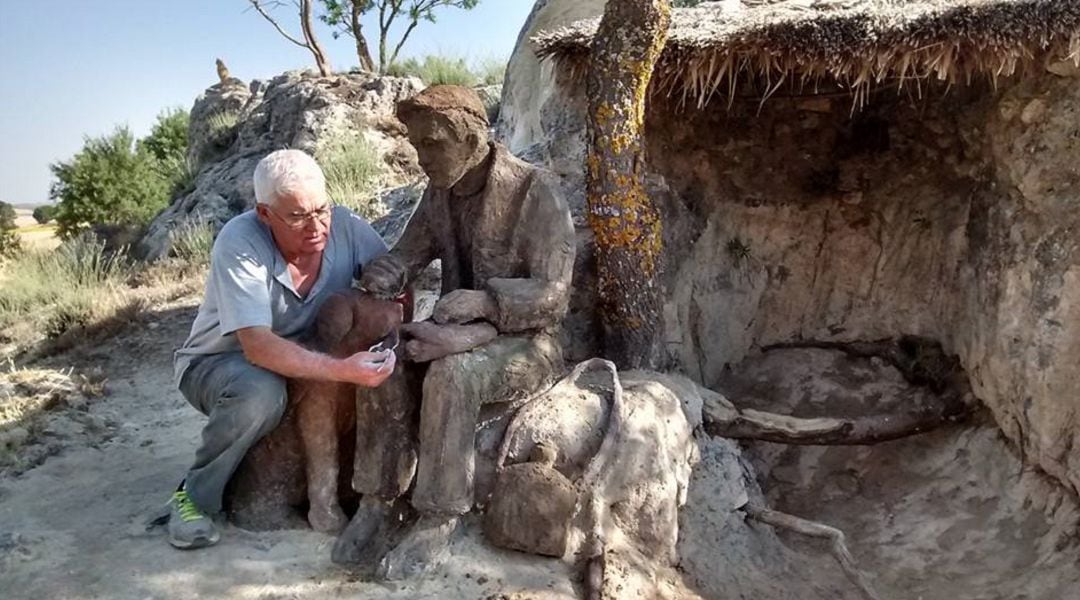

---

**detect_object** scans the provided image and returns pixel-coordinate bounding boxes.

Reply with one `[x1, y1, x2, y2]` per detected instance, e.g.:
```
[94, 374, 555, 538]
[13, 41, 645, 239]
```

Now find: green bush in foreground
[315, 131, 385, 220]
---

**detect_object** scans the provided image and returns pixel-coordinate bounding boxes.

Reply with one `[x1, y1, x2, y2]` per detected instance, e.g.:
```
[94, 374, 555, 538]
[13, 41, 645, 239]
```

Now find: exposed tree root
[704, 399, 971, 445]
[704, 336, 975, 445]
[743, 504, 881, 600]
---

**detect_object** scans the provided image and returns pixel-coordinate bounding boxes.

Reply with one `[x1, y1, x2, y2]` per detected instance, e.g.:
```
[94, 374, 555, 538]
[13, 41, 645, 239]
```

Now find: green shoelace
[172, 490, 207, 523]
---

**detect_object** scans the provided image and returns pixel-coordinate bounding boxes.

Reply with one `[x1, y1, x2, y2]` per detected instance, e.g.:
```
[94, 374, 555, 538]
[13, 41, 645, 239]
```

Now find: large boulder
[494, 0, 604, 169]
[137, 71, 423, 261]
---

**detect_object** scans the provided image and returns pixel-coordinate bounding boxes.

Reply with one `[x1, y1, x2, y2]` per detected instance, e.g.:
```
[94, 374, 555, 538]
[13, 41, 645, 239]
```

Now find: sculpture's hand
[336, 350, 396, 386]
[401, 321, 497, 362]
[432, 289, 497, 325]
[358, 254, 407, 298]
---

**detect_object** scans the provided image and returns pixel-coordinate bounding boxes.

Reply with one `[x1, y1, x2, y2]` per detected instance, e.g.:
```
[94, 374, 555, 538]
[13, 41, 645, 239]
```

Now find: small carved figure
[291, 290, 407, 533]
[215, 58, 230, 83]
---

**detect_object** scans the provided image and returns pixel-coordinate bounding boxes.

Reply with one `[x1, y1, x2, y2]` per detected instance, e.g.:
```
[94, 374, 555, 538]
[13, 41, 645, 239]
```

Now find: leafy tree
[142, 108, 193, 197]
[319, 1, 480, 73]
[142, 108, 188, 165]
[32, 205, 58, 224]
[49, 127, 171, 239]
[0, 200, 20, 258]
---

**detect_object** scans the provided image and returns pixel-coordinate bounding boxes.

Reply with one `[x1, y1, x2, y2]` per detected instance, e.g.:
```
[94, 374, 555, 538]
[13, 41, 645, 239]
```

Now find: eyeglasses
[265, 204, 333, 230]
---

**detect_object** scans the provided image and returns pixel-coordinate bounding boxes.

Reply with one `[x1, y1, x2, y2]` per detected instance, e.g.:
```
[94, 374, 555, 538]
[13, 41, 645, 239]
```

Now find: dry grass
[535, 0, 1080, 108]
[0, 365, 108, 473]
[0, 235, 206, 359]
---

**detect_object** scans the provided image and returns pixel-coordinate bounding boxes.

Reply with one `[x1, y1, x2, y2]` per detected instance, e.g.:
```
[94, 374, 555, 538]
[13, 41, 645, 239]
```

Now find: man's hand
[432, 289, 497, 325]
[402, 321, 497, 362]
[359, 254, 407, 298]
[335, 350, 397, 386]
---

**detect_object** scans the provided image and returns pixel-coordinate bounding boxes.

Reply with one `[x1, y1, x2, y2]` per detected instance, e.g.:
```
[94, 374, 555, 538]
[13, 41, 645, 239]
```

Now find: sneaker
[167, 489, 220, 550]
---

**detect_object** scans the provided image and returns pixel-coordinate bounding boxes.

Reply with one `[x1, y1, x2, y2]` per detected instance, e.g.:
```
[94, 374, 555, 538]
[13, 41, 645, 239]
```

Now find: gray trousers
[353, 334, 562, 515]
[178, 352, 287, 514]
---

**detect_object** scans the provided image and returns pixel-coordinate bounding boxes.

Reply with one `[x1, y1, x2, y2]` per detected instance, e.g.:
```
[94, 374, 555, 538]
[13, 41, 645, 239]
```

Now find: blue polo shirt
[173, 205, 387, 386]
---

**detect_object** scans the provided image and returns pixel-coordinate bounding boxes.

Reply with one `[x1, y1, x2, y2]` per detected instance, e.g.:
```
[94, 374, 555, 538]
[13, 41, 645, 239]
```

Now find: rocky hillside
[137, 71, 425, 261]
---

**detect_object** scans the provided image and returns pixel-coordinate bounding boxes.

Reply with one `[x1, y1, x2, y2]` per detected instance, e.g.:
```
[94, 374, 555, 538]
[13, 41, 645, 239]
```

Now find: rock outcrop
[496, 0, 605, 161]
[137, 71, 423, 261]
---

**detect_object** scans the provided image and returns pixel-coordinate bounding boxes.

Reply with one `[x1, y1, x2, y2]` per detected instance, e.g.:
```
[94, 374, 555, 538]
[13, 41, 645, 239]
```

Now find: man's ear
[254, 204, 272, 226]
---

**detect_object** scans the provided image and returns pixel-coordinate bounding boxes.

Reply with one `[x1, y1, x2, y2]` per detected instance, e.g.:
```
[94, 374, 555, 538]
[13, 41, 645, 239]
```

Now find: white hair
[252, 149, 327, 206]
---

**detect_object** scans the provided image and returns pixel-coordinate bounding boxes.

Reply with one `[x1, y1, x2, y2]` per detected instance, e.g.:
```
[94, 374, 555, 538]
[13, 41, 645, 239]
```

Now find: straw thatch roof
[533, 0, 1080, 107]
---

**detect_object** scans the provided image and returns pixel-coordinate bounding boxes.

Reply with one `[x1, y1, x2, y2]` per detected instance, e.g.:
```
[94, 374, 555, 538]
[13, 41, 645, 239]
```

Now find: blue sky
[0, 0, 535, 206]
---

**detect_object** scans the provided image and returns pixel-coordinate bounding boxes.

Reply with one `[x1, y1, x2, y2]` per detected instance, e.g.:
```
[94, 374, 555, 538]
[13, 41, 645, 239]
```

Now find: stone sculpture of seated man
[332, 85, 576, 580]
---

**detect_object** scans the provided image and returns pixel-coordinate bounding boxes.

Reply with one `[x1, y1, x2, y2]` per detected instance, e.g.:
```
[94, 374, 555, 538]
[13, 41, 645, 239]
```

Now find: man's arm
[236, 326, 395, 387]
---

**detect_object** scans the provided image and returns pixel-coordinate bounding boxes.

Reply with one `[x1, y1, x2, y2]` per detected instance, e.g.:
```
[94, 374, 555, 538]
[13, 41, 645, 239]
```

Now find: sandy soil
[0, 300, 580, 600]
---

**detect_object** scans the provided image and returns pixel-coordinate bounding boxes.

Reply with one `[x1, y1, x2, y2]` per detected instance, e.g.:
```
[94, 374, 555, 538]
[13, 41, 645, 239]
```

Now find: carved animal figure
[292, 289, 408, 532]
[215, 58, 230, 84]
[225, 289, 411, 533]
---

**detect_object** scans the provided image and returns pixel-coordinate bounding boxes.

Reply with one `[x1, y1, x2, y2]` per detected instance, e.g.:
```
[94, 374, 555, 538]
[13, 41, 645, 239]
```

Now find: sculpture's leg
[296, 379, 350, 533]
[379, 334, 562, 580]
[333, 363, 421, 565]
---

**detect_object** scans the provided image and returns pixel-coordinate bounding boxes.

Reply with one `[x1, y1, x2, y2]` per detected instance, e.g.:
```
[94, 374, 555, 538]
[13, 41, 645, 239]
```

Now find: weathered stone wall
[644, 72, 1080, 496]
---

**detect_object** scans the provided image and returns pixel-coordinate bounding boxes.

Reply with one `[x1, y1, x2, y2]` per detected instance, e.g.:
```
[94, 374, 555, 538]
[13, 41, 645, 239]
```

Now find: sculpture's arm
[486, 173, 575, 333]
[389, 190, 438, 285]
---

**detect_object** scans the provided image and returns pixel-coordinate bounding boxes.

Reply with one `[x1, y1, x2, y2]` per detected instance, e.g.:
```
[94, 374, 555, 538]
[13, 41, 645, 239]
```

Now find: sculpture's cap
[396, 85, 489, 128]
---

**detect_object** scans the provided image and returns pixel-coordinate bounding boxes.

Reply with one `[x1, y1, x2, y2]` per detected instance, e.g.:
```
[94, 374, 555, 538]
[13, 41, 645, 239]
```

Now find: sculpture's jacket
[390, 143, 576, 334]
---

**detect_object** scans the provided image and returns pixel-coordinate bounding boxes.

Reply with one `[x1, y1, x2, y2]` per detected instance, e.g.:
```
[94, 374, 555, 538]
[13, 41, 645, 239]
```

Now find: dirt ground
[0, 299, 583, 600]
[4, 299, 1079, 600]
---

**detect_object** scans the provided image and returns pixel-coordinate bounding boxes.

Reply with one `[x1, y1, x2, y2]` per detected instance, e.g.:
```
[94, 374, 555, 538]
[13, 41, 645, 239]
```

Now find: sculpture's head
[396, 85, 490, 189]
[252, 149, 332, 259]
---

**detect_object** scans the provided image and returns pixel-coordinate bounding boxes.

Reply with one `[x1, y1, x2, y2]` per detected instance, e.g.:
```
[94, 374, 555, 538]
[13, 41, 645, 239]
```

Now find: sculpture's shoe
[167, 489, 220, 550]
[332, 497, 390, 565]
[376, 514, 458, 580]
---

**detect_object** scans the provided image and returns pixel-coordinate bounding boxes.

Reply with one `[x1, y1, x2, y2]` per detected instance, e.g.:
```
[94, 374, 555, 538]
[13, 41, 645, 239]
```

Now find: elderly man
[167, 149, 396, 549]
[334, 85, 575, 579]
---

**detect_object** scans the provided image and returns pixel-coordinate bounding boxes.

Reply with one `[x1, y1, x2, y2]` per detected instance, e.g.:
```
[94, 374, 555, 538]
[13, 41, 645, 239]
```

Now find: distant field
[14, 215, 60, 251]
[13, 208, 37, 229]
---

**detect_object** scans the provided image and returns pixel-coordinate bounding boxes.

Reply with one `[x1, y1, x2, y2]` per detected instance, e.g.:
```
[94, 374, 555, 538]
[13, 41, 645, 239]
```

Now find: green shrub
[315, 131, 385, 220]
[0, 201, 15, 230]
[49, 109, 191, 240]
[0, 230, 19, 260]
[475, 57, 507, 86]
[0, 201, 20, 260]
[49, 127, 171, 239]
[207, 110, 239, 149]
[31, 205, 57, 224]
[388, 55, 477, 86]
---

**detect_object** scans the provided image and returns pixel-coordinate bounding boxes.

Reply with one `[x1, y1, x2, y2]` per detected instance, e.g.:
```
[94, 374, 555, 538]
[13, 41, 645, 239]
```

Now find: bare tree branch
[743, 504, 882, 600]
[248, 0, 309, 48]
[249, 0, 331, 76]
